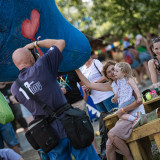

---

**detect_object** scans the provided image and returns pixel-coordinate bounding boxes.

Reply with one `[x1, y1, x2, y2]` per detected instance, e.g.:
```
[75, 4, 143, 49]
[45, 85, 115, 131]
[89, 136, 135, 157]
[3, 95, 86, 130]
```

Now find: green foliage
[56, 0, 160, 40]
[56, 0, 88, 23]
[91, 0, 160, 37]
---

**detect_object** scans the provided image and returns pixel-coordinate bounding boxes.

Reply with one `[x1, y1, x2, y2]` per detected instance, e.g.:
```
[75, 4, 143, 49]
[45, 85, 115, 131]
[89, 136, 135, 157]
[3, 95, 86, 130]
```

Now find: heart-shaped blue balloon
[0, 0, 91, 82]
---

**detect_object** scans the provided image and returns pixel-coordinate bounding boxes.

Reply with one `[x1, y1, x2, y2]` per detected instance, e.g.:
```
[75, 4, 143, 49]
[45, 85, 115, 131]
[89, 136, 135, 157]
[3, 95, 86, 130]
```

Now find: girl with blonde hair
[111, 62, 145, 128]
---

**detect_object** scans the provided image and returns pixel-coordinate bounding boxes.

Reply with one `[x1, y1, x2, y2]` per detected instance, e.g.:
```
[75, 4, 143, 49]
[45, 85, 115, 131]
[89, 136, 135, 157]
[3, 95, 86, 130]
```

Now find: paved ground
[18, 120, 100, 160]
[21, 149, 40, 160]
[18, 122, 100, 159]
[17, 129, 40, 160]
[18, 79, 154, 159]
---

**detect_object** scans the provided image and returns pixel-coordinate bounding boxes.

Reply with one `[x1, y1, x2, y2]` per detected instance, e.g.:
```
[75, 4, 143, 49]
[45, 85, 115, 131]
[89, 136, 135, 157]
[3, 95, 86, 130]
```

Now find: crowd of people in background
[0, 33, 160, 160]
[122, 34, 151, 85]
[108, 33, 158, 88]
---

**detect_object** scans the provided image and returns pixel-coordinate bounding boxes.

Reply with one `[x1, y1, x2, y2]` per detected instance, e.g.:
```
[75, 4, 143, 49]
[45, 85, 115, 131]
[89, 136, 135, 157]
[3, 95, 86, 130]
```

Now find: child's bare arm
[128, 78, 142, 103]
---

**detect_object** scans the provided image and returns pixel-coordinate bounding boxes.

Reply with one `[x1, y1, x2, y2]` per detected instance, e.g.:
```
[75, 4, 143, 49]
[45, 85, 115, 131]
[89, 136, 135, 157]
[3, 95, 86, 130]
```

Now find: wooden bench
[103, 97, 160, 159]
[143, 96, 160, 113]
[104, 96, 160, 130]
[103, 112, 118, 130]
[126, 118, 160, 160]
[104, 116, 160, 160]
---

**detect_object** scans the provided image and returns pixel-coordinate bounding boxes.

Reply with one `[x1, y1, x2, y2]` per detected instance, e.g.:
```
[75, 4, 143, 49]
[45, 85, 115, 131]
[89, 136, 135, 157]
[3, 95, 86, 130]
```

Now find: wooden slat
[143, 96, 160, 105]
[104, 116, 119, 130]
[103, 113, 118, 130]
[145, 102, 160, 114]
[103, 113, 117, 121]
[129, 141, 143, 160]
[127, 119, 160, 143]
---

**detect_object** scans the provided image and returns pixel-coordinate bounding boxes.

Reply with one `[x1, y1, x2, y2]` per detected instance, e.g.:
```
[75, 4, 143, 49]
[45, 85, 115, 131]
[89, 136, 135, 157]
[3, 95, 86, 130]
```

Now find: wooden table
[126, 118, 160, 160]
[103, 112, 118, 130]
[104, 96, 160, 130]
[143, 96, 160, 113]
[103, 97, 160, 160]
[104, 116, 160, 160]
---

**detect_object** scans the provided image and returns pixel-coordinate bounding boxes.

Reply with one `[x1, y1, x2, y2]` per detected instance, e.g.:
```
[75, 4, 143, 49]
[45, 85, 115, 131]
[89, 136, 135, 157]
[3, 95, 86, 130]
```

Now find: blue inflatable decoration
[0, 0, 91, 82]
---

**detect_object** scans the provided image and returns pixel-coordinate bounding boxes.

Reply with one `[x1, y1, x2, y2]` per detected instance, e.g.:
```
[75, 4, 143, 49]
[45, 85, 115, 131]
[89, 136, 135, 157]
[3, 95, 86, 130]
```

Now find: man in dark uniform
[11, 39, 100, 160]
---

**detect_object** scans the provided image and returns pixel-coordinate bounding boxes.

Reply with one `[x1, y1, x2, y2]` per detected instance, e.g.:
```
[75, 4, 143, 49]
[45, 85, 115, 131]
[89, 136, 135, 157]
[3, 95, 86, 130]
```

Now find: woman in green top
[135, 34, 152, 78]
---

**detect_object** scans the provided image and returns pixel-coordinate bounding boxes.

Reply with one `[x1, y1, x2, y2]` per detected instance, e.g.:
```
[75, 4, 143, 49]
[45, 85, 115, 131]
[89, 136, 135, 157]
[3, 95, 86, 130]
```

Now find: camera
[85, 88, 91, 96]
[30, 49, 40, 61]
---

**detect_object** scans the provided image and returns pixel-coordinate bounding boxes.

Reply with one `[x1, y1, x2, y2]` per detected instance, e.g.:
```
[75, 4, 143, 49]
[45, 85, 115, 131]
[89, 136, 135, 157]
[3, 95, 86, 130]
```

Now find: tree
[91, 0, 160, 38]
[56, 0, 160, 40]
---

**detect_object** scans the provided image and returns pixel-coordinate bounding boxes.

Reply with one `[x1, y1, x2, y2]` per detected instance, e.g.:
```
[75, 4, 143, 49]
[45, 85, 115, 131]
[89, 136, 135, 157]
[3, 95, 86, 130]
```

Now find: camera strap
[16, 78, 71, 121]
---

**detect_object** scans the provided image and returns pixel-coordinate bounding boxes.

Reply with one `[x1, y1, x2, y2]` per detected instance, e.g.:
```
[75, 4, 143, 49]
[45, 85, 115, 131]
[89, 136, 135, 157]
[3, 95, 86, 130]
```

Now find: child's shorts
[119, 96, 135, 109]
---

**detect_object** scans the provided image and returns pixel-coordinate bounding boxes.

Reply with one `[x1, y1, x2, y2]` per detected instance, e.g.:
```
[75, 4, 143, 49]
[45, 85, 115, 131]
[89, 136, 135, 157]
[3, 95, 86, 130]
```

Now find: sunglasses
[152, 37, 160, 43]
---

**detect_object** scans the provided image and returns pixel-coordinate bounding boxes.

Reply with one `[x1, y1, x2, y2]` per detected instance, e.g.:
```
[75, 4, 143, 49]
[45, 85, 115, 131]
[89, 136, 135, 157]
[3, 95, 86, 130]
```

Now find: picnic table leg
[154, 133, 160, 152]
[128, 141, 143, 160]
[138, 137, 152, 160]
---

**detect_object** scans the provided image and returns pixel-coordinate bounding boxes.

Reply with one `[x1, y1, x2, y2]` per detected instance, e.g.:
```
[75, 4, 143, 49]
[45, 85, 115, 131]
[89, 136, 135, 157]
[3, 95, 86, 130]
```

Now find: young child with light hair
[111, 62, 145, 128]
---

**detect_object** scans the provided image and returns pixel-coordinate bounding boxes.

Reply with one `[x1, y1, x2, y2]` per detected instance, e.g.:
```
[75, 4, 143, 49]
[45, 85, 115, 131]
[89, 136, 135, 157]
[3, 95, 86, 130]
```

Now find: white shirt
[81, 59, 114, 104]
[117, 78, 133, 107]
[111, 81, 145, 116]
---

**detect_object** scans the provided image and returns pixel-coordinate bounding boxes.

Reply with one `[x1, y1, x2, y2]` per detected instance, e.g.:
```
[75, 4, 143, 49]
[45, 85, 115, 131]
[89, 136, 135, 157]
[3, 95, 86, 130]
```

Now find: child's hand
[61, 88, 66, 94]
[137, 97, 142, 103]
[111, 97, 116, 103]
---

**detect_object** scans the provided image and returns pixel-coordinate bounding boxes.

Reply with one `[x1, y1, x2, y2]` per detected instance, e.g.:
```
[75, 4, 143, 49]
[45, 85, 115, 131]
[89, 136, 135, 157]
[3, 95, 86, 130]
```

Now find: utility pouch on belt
[16, 78, 70, 153]
[60, 107, 94, 149]
[25, 118, 58, 153]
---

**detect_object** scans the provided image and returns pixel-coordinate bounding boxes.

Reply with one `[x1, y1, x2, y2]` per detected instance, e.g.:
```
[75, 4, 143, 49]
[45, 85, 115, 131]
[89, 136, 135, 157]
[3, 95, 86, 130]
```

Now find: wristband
[121, 108, 126, 113]
[34, 41, 39, 48]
